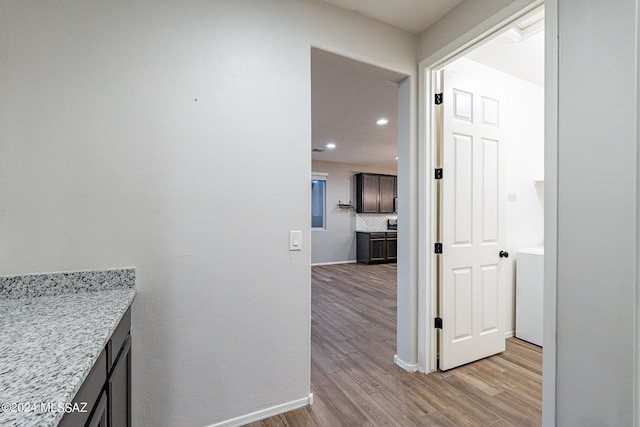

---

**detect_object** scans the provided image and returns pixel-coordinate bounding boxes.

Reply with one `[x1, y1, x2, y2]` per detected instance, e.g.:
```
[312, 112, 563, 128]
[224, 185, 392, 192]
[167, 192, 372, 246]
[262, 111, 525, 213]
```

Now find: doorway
[309, 47, 414, 367]
[309, 48, 408, 268]
[420, 4, 545, 372]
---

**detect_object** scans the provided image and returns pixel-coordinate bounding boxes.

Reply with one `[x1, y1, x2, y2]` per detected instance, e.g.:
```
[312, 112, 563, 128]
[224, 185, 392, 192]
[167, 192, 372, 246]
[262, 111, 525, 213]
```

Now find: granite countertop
[356, 230, 397, 233]
[0, 268, 136, 427]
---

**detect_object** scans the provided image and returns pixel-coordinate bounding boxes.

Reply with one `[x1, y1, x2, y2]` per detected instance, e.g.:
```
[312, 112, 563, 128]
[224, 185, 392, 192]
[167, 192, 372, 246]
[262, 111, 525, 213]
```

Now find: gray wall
[0, 1, 418, 426]
[311, 160, 397, 264]
[553, 0, 638, 424]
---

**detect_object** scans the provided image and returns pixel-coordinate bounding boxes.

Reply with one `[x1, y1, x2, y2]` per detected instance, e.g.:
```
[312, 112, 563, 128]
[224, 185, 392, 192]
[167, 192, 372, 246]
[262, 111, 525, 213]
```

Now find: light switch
[289, 231, 302, 251]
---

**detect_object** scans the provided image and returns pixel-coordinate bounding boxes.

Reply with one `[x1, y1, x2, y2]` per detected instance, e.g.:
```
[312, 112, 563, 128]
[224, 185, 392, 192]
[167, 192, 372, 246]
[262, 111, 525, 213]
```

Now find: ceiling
[311, 6, 544, 168]
[311, 48, 405, 167]
[464, 9, 545, 86]
[320, 0, 463, 33]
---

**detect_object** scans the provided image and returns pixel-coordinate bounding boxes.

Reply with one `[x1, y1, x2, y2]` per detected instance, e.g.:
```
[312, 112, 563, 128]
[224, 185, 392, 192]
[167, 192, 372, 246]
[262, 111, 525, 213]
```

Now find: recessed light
[376, 118, 389, 125]
[396, 157, 398, 160]
[326, 143, 336, 149]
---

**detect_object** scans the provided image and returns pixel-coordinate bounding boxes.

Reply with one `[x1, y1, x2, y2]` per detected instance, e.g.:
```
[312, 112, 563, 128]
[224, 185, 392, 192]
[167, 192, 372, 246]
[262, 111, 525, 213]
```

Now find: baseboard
[209, 394, 314, 427]
[394, 354, 418, 372]
[505, 330, 515, 338]
[311, 260, 357, 266]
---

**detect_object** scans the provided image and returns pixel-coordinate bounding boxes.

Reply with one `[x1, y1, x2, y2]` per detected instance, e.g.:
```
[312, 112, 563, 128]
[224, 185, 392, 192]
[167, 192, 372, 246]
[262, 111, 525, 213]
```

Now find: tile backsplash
[356, 214, 398, 231]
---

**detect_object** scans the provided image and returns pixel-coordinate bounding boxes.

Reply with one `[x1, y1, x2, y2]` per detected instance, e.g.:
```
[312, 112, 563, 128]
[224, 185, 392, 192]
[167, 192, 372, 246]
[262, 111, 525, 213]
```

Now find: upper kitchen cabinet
[379, 175, 396, 213]
[356, 173, 397, 213]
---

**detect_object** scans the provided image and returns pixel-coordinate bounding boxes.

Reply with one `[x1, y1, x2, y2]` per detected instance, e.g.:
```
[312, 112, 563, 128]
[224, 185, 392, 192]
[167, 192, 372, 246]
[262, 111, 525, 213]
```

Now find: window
[311, 173, 327, 229]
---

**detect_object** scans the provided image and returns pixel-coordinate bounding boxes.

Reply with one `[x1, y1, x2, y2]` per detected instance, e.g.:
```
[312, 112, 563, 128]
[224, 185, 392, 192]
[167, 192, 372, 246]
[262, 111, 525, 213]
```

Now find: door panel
[439, 70, 506, 371]
[481, 138, 499, 243]
[453, 89, 473, 122]
[452, 267, 472, 341]
[480, 264, 499, 333]
[454, 134, 473, 246]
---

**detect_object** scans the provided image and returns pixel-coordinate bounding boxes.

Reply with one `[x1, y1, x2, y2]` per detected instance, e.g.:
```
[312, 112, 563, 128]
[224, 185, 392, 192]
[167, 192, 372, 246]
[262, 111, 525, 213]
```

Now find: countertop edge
[63, 290, 137, 405]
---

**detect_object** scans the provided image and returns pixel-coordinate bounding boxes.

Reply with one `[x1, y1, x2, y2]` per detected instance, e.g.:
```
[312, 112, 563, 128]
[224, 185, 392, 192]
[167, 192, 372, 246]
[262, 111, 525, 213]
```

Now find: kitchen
[311, 48, 401, 267]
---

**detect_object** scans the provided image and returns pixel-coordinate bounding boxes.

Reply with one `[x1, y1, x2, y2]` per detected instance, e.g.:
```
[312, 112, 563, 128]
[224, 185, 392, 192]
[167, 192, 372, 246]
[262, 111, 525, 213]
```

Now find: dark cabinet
[359, 173, 380, 213]
[357, 232, 397, 264]
[386, 234, 397, 262]
[108, 335, 131, 427]
[86, 392, 108, 427]
[368, 232, 387, 263]
[356, 173, 397, 213]
[60, 308, 132, 427]
[379, 175, 396, 213]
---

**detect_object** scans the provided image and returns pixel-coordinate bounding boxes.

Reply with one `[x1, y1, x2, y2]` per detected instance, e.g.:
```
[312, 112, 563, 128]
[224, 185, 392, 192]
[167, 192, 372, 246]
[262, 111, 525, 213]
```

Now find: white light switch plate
[289, 231, 302, 251]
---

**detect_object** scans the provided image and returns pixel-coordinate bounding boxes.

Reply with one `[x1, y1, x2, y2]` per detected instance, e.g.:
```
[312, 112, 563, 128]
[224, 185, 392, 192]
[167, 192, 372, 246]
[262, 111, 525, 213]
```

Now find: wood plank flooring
[247, 263, 542, 426]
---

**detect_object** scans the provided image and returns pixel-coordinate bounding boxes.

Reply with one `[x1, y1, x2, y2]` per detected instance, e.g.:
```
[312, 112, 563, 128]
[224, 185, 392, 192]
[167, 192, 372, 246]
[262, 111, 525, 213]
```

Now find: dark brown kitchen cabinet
[379, 175, 396, 213]
[86, 392, 108, 427]
[108, 335, 131, 427]
[357, 232, 397, 264]
[356, 173, 397, 213]
[386, 233, 398, 262]
[60, 307, 132, 427]
[357, 173, 380, 212]
[107, 307, 132, 427]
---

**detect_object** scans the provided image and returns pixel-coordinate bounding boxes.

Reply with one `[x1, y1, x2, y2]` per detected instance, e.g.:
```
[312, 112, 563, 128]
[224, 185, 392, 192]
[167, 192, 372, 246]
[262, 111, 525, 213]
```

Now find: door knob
[499, 250, 509, 258]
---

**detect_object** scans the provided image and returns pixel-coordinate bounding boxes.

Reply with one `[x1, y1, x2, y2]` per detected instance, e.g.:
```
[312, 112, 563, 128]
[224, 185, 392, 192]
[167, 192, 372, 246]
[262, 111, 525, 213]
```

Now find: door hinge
[435, 93, 443, 105]
[434, 317, 443, 329]
[434, 243, 443, 254]
[434, 168, 443, 180]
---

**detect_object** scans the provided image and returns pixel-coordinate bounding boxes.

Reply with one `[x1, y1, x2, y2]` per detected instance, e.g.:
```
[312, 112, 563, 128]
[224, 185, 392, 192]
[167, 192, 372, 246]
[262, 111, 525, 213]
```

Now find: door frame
[417, 0, 554, 413]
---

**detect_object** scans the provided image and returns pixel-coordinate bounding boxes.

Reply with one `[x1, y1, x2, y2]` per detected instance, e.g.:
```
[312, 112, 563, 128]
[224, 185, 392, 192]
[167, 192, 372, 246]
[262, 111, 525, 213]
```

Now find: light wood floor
[247, 263, 542, 426]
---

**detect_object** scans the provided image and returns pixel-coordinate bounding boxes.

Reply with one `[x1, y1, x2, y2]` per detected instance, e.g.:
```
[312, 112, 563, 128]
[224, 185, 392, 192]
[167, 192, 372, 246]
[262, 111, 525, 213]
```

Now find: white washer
[515, 246, 544, 346]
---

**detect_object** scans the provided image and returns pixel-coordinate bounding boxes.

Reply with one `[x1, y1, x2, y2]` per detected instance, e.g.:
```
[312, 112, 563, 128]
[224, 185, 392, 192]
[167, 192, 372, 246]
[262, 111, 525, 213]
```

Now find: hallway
[248, 263, 542, 426]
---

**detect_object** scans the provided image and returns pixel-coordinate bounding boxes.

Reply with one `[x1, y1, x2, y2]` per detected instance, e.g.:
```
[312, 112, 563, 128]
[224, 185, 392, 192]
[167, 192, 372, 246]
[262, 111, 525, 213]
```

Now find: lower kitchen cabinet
[107, 308, 132, 427]
[60, 307, 132, 427]
[386, 234, 397, 262]
[357, 232, 397, 264]
[86, 392, 108, 427]
[108, 336, 131, 427]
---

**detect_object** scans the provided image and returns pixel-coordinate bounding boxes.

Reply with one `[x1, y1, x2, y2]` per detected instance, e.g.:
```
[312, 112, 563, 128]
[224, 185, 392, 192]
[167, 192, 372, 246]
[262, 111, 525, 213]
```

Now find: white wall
[445, 57, 544, 336]
[418, 0, 540, 62]
[552, 0, 638, 424]
[0, 1, 417, 426]
[311, 160, 397, 265]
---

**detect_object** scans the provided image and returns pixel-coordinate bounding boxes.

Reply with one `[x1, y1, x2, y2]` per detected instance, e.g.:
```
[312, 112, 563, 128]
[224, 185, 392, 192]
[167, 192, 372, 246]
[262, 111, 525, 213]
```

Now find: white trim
[421, 1, 545, 70]
[311, 172, 328, 180]
[505, 330, 515, 339]
[542, 0, 558, 424]
[416, 53, 429, 374]
[394, 354, 418, 372]
[208, 394, 314, 427]
[417, 0, 546, 377]
[311, 173, 327, 230]
[311, 260, 357, 266]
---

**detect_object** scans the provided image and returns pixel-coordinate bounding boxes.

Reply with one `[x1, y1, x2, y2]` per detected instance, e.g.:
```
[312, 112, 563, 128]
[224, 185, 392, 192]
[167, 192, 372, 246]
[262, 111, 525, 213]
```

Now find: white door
[438, 70, 506, 371]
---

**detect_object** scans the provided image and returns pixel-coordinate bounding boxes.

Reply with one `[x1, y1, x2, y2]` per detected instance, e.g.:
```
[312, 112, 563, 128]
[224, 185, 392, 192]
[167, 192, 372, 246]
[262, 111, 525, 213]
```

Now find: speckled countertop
[0, 268, 136, 427]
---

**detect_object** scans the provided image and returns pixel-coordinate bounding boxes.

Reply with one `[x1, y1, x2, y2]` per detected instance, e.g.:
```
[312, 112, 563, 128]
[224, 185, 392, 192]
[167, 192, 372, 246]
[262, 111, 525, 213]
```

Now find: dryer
[515, 246, 544, 346]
